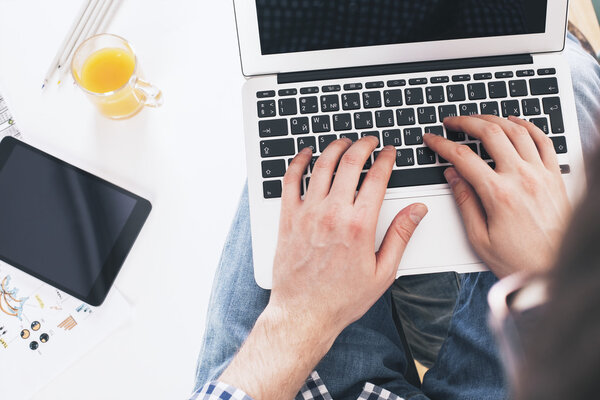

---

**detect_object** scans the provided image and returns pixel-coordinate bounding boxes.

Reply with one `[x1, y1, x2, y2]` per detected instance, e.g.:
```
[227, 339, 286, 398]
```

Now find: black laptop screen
[256, 0, 548, 55]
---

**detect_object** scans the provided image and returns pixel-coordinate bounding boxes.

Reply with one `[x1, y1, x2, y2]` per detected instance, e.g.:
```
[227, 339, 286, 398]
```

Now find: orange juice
[77, 47, 143, 118]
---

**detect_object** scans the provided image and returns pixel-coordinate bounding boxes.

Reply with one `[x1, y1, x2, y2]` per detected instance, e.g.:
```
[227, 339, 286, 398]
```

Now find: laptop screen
[256, 0, 548, 56]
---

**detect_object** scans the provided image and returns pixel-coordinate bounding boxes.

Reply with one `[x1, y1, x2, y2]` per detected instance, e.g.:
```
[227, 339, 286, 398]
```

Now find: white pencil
[41, 0, 93, 89]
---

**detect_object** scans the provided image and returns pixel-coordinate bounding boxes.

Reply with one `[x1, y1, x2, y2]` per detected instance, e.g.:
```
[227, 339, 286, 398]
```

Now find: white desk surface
[0, 0, 247, 398]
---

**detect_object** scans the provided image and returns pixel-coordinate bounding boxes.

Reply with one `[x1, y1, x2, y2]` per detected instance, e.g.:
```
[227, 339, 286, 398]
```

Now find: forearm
[219, 305, 339, 400]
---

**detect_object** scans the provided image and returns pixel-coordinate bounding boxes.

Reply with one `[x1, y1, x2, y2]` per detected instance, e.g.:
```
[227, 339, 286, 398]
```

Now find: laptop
[233, 0, 585, 288]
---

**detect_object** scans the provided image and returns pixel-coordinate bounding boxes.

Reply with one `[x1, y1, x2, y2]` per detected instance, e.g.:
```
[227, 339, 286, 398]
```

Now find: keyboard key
[321, 94, 340, 112]
[290, 117, 310, 135]
[542, 97, 565, 133]
[278, 88, 297, 96]
[278, 98, 297, 116]
[396, 148, 415, 167]
[452, 74, 471, 82]
[300, 97, 319, 114]
[509, 80, 528, 97]
[396, 108, 416, 126]
[318, 134, 338, 152]
[522, 98, 542, 116]
[516, 70, 535, 77]
[376, 110, 395, 127]
[479, 144, 492, 160]
[404, 128, 423, 145]
[488, 81, 508, 98]
[459, 103, 478, 116]
[551, 136, 567, 154]
[322, 85, 341, 92]
[363, 91, 382, 109]
[424, 125, 444, 136]
[446, 130, 466, 142]
[446, 85, 466, 102]
[480, 101, 500, 116]
[297, 136, 316, 153]
[342, 93, 361, 110]
[354, 112, 374, 129]
[363, 157, 373, 170]
[262, 159, 286, 178]
[387, 79, 406, 87]
[263, 180, 282, 198]
[530, 78, 559, 95]
[258, 100, 276, 118]
[261, 139, 295, 158]
[467, 143, 479, 155]
[311, 115, 332, 133]
[417, 147, 437, 165]
[344, 83, 363, 90]
[409, 78, 428, 85]
[382, 129, 402, 146]
[300, 86, 319, 94]
[426, 86, 445, 103]
[405, 88, 424, 105]
[439, 105, 458, 121]
[340, 132, 359, 142]
[361, 131, 381, 148]
[418, 106, 437, 124]
[366, 81, 384, 89]
[388, 166, 448, 188]
[431, 76, 449, 83]
[333, 113, 353, 131]
[257, 90, 275, 98]
[467, 83, 486, 100]
[495, 71, 513, 79]
[538, 68, 556, 76]
[502, 100, 521, 117]
[384, 89, 403, 107]
[474, 73, 493, 80]
[309, 156, 319, 172]
[530, 117, 549, 134]
[560, 165, 571, 174]
[259, 119, 288, 137]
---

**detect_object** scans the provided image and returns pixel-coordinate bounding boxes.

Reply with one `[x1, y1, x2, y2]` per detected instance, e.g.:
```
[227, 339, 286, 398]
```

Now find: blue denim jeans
[194, 35, 600, 400]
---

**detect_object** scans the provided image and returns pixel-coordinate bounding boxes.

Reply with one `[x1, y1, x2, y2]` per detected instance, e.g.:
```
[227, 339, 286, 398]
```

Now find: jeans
[194, 35, 600, 400]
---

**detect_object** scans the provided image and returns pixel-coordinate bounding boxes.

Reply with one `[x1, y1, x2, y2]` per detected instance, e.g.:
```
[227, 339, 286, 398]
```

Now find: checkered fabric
[192, 371, 405, 400]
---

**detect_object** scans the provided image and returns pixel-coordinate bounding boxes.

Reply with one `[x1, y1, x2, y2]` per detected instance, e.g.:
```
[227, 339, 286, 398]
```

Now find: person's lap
[194, 34, 600, 400]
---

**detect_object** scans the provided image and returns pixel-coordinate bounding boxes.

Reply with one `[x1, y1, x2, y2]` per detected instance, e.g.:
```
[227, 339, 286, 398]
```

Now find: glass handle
[135, 78, 164, 108]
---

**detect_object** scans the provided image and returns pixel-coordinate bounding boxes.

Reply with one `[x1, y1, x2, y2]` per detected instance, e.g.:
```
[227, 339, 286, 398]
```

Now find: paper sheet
[0, 92, 133, 400]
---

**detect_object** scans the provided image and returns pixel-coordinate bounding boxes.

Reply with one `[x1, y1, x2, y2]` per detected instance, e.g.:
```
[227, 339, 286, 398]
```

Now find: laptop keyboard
[257, 68, 569, 199]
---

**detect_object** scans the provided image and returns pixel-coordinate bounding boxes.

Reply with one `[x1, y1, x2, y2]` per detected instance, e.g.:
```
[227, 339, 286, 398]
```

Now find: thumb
[444, 167, 489, 248]
[376, 203, 428, 281]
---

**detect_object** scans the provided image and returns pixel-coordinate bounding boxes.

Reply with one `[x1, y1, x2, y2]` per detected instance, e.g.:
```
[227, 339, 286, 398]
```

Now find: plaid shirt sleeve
[190, 381, 254, 400]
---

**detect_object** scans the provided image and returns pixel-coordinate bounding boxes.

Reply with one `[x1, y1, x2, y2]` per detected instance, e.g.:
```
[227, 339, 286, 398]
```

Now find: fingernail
[444, 168, 460, 186]
[383, 145, 395, 151]
[301, 147, 312, 154]
[341, 137, 352, 144]
[410, 204, 428, 224]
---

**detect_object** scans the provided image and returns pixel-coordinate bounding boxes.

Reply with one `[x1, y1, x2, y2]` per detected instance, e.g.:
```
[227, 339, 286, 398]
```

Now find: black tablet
[0, 136, 151, 306]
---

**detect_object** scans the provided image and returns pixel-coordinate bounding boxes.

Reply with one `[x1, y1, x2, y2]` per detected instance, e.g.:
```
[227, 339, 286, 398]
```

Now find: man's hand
[424, 115, 572, 278]
[219, 137, 427, 400]
[270, 136, 428, 336]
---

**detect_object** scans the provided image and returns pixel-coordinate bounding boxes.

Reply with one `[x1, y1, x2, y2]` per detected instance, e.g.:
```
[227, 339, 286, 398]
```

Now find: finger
[304, 138, 353, 202]
[375, 203, 428, 283]
[443, 116, 520, 169]
[472, 115, 542, 165]
[328, 136, 379, 203]
[423, 133, 495, 193]
[444, 168, 490, 251]
[281, 147, 313, 207]
[508, 116, 561, 173]
[354, 145, 396, 216]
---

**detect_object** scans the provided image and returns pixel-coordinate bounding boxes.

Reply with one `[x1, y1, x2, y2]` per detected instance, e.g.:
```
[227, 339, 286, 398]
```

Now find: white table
[0, 1, 246, 398]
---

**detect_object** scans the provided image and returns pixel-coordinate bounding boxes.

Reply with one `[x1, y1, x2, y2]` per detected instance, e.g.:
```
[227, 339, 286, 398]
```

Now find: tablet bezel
[234, 0, 568, 77]
[0, 136, 151, 306]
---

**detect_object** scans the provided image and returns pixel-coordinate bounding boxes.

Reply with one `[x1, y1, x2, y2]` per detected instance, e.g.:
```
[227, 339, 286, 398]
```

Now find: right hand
[424, 115, 572, 278]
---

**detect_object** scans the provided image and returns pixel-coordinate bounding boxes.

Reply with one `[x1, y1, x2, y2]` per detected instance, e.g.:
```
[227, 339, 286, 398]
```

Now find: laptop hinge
[277, 54, 533, 84]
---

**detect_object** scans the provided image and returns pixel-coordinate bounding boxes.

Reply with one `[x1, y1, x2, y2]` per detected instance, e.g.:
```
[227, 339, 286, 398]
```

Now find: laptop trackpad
[375, 194, 484, 275]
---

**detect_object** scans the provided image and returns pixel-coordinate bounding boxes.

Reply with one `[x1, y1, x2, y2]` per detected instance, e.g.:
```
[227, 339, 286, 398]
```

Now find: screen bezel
[0, 136, 151, 306]
[234, 0, 568, 77]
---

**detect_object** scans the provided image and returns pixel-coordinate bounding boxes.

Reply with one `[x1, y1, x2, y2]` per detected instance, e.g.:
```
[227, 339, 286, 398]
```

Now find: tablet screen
[0, 139, 149, 304]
